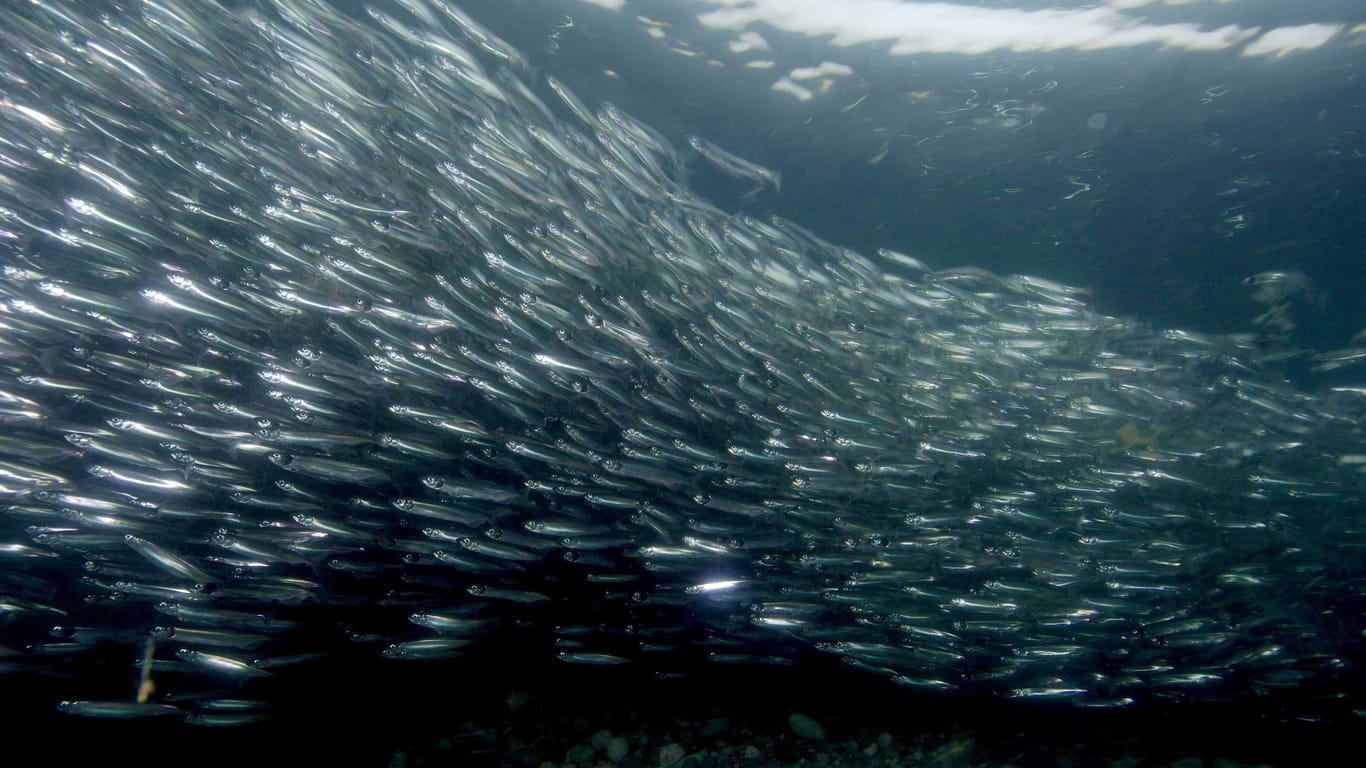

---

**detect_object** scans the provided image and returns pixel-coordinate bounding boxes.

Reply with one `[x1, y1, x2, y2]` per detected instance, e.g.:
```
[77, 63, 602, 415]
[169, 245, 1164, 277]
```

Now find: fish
[0, 0, 1360, 726]
[1242, 270, 1319, 306]
[688, 135, 783, 194]
[1242, 269, 1326, 334]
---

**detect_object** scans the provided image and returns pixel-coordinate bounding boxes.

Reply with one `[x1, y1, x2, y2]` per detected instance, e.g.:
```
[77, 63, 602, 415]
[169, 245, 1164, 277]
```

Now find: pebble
[700, 718, 731, 738]
[566, 743, 595, 764]
[593, 729, 615, 750]
[506, 747, 540, 768]
[376, 691, 1294, 768]
[787, 713, 826, 741]
[659, 742, 685, 768]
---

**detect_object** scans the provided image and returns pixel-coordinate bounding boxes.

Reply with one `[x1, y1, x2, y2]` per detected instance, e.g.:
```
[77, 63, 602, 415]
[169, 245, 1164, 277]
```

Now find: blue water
[459, 0, 1365, 372]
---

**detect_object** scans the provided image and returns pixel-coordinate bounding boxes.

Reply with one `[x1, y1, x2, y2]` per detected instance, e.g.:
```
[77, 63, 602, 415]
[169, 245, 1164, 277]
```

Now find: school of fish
[0, 0, 1362, 724]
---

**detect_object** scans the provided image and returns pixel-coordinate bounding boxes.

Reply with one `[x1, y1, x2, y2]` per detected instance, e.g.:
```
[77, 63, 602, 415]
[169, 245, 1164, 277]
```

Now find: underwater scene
[0, 0, 1362, 765]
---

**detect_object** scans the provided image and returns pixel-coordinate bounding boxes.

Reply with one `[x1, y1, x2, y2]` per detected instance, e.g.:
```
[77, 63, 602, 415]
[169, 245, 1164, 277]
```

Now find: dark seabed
[0, 0, 1362, 766]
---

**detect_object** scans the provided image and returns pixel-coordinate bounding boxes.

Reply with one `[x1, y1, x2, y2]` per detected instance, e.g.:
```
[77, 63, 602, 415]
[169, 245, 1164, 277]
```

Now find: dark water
[4, 632, 1359, 767]
[4, 642, 1359, 767]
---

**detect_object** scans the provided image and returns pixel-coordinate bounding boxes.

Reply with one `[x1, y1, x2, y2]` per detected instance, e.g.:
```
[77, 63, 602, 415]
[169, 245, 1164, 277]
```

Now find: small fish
[688, 136, 782, 194]
[57, 701, 182, 719]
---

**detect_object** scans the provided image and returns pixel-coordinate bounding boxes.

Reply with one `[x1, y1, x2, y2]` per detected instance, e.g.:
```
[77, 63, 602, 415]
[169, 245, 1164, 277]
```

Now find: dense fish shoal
[0, 0, 1362, 724]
